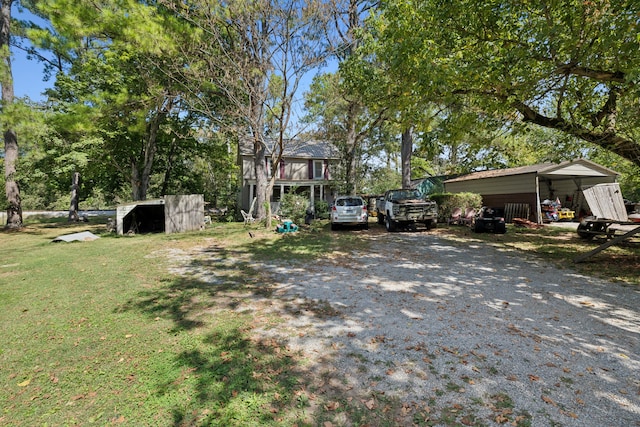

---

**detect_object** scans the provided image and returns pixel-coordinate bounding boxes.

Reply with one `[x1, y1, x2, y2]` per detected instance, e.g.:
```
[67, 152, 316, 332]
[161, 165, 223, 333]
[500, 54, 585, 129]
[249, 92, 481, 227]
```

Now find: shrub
[313, 200, 330, 220]
[278, 192, 309, 224]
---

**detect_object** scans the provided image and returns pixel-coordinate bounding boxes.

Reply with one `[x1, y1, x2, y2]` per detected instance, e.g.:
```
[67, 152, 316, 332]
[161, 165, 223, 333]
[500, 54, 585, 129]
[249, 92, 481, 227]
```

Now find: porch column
[249, 184, 254, 211]
[310, 184, 315, 207]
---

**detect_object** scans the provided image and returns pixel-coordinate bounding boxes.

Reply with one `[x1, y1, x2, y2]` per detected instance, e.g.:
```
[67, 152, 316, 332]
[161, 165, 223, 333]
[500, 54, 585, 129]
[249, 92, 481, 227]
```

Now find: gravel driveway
[254, 229, 640, 426]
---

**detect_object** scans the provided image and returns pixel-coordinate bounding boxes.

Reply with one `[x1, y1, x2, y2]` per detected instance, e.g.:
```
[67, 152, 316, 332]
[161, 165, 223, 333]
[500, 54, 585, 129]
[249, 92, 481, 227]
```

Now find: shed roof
[444, 159, 619, 183]
[240, 138, 339, 159]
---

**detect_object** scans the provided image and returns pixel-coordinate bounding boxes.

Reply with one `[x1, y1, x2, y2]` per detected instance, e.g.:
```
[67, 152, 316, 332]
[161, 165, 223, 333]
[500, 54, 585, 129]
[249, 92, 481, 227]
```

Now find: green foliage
[364, 166, 401, 195]
[313, 199, 330, 220]
[369, 0, 640, 168]
[278, 192, 309, 225]
[430, 192, 482, 223]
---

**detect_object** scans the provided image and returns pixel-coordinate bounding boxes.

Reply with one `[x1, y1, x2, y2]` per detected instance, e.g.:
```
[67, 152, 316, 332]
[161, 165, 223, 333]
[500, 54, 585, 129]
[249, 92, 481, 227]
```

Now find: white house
[238, 139, 340, 213]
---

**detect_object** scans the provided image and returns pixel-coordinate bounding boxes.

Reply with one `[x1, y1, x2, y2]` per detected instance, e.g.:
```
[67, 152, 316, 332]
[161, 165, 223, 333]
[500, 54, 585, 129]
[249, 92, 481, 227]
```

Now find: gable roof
[240, 138, 340, 159]
[444, 159, 619, 183]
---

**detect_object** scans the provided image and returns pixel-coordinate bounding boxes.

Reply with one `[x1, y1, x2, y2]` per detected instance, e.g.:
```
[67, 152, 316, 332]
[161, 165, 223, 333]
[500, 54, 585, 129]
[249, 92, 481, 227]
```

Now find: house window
[313, 160, 324, 180]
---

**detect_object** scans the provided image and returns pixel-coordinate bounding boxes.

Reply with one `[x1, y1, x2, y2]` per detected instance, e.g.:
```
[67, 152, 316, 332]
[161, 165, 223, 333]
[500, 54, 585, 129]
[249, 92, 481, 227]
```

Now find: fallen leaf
[363, 398, 376, 410]
[17, 379, 31, 387]
[324, 401, 339, 411]
[528, 374, 540, 381]
[541, 395, 556, 406]
[561, 410, 578, 418]
[323, 422, 334, 427]
[495, 414, 509, 423]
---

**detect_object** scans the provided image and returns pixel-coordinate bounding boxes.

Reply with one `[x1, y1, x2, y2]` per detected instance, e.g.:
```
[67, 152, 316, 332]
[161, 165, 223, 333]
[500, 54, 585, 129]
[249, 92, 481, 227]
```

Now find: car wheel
[473, 221, 484, 233]
[385, 214, 396, 232]
[331, 223, 338, 231]
[495, 222, 506, 234]
[377, 212, 384, 224]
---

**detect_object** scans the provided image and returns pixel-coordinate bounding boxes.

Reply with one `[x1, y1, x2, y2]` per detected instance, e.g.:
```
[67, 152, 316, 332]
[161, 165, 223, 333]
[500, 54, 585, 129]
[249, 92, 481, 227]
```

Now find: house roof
[443, 159, 619, 183]
[240, 138, 340, 159]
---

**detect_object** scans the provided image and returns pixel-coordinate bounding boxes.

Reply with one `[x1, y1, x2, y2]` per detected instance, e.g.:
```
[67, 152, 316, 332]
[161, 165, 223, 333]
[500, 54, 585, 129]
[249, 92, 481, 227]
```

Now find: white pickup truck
[376, 189, 438, 232]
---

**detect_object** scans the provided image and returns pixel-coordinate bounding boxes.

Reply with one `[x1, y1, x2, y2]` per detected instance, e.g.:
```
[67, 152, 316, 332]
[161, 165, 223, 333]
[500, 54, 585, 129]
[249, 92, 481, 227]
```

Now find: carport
[443, 159, 619, 224]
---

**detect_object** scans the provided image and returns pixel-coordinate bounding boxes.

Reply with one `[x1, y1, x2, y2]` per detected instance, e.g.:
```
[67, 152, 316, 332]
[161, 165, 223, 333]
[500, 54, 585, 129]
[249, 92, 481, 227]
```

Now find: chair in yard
[461, 208, 476, 226]
[241, 210, 255, 225]
[448, 207, 463, 225]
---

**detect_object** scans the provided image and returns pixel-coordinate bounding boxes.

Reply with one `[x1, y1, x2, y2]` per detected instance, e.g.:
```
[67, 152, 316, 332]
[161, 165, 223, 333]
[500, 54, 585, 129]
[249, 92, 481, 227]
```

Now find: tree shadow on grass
[118, 245, 311, 426]
[166, 328, 305, 426]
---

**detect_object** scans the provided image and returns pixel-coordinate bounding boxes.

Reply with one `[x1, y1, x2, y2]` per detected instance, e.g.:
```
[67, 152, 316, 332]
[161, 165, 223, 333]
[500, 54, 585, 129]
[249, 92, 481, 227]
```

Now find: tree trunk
[401, 127, 413, 189]
[344, 103, 359, 195]
[160, 137, 178, 196]
[1, 0, 21, 229]
[129, 108, 166, 201]
[68, 172, 80, 222]
[253, 134, 269, 220]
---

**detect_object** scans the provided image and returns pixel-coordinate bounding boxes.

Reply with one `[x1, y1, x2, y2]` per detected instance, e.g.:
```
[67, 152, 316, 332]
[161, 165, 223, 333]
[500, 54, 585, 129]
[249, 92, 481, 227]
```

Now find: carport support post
[535, 175, 543, 224]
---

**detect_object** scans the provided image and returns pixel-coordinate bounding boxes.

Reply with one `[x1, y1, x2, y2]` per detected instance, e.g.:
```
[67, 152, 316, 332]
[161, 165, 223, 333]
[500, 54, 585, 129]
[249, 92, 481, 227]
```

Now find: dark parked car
[473, 207, 506, 234]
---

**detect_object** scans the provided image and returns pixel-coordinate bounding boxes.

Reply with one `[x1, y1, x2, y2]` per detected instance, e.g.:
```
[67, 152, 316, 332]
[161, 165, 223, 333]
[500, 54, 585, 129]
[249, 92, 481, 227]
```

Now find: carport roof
[444, 159, 619, 183]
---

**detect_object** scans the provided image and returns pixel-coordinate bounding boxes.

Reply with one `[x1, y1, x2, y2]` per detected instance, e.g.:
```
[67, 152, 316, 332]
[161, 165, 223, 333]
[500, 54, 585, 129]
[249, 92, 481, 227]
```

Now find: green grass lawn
[0, 219, 341, 426]
[1, 218, 637, 426]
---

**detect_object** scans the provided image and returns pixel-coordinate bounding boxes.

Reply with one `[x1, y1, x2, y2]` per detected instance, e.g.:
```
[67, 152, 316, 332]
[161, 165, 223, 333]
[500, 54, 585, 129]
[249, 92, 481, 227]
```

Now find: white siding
[285, 159, 309, 180]
[242, 157, 254, 180]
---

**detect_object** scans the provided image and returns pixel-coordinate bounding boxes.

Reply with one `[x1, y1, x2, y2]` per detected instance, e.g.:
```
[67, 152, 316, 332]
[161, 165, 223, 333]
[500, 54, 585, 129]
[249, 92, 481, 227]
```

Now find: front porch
[241, 179, 336, 215]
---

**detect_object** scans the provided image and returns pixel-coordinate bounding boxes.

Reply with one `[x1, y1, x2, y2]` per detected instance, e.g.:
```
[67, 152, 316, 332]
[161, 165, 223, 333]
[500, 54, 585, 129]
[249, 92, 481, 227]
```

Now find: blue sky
[13, 49, 50, 101]
[12, 5, 52, 101]
[9, 5, 332, 109]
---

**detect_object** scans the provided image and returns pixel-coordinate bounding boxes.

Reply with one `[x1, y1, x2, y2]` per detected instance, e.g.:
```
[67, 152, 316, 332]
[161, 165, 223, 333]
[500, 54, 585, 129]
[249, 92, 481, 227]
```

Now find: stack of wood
[512, 217, 544, 229]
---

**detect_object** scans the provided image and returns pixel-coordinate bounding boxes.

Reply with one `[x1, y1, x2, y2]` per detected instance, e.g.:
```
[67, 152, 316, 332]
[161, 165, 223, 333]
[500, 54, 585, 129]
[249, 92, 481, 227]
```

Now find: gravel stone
[258, 231, 640, 426]
[169, 230, 640, 426]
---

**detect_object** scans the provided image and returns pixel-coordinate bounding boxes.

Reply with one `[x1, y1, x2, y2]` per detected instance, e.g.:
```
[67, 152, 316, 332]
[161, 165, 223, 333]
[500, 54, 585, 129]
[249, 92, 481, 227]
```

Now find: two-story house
[238, 138, 340, 214]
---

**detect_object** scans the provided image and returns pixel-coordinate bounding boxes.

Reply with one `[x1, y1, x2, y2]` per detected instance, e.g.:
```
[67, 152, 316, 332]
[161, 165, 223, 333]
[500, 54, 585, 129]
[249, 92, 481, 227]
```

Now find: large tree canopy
[369, 0, 640, 167]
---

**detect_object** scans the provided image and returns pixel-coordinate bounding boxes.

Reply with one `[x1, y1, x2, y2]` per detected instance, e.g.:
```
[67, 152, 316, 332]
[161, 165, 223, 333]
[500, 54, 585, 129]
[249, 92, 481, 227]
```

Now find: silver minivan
[330, 196, 369, 230]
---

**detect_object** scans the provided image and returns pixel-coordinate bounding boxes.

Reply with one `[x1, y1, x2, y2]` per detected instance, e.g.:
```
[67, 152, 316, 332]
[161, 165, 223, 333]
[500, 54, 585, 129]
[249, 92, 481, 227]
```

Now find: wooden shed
[116, 194, 205, 235]
[443, 159, 619, 224]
